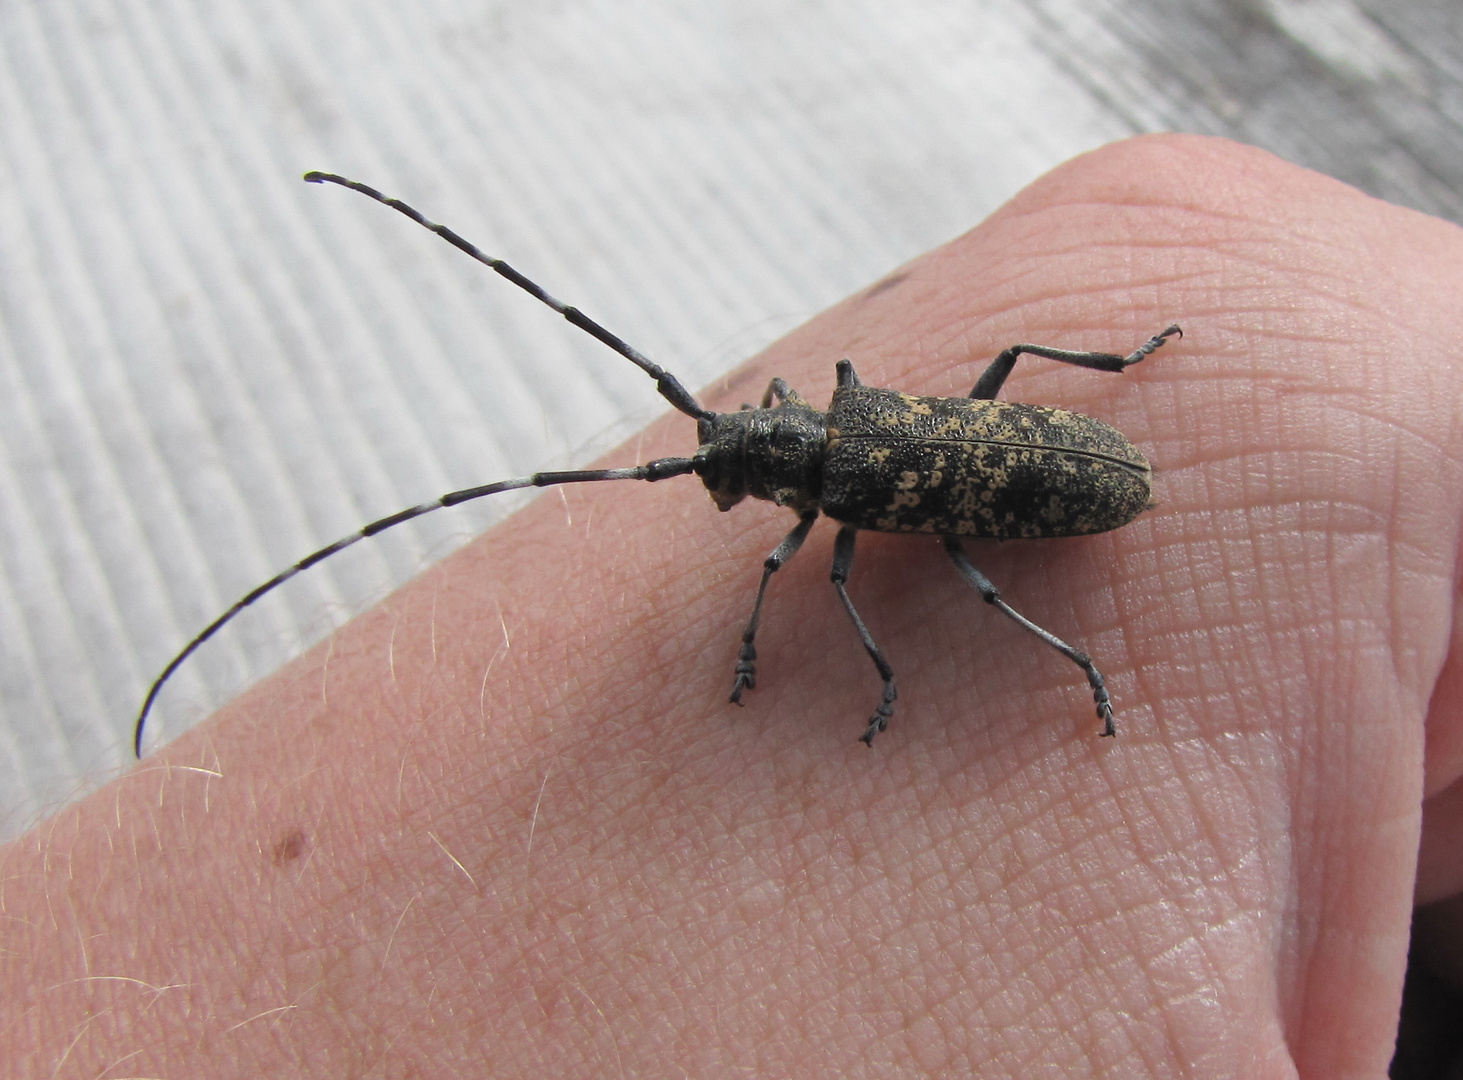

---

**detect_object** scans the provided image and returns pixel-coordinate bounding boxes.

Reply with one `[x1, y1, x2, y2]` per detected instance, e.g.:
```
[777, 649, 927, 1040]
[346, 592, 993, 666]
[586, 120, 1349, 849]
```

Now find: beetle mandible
[132, 171, 1180, 756]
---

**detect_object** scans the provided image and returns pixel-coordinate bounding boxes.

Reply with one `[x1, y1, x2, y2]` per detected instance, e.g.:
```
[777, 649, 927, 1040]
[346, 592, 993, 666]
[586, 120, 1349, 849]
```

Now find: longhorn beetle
[132, 171, 1180, 756]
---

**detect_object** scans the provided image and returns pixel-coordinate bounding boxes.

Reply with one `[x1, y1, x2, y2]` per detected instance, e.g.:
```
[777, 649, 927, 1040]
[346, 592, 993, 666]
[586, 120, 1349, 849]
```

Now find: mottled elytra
[132, 171, 1180, 756]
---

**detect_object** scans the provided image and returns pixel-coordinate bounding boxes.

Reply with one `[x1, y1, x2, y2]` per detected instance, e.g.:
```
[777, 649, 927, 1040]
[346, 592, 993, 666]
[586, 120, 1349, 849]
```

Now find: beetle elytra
[132, 172, 1179, 755]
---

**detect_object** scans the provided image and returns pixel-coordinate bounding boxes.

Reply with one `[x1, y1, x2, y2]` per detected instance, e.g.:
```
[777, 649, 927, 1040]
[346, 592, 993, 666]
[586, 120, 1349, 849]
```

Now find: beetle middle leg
[830, 525, 899, 746]
[730, 510, 819, 704]
[944, 537, 1117, 737]
[969, 324, 1181, 400]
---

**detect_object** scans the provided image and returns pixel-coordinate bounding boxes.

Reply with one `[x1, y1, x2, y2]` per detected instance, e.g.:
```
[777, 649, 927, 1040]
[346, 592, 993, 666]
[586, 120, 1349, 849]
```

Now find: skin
[3, 133, 1461, 1077]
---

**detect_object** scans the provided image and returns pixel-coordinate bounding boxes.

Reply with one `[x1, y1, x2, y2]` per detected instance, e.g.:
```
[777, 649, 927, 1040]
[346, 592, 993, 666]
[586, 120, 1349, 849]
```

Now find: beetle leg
[730, 511, 820, 705]
[968, 324, 1181, 400]
[759, 378, 813, 409]
[830, 526, 900, 746]
[944, 537, 1117, 737]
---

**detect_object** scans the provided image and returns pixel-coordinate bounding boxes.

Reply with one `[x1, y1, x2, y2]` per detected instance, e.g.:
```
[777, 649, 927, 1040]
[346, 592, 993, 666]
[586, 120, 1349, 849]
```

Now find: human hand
[5, 134, 1459, 1077]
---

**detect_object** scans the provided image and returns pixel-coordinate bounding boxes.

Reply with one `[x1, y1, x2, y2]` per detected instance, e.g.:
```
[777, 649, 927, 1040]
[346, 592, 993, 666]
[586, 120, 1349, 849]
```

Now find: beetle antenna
[134, 456, 696, 756]
[303, 172, 714, 422]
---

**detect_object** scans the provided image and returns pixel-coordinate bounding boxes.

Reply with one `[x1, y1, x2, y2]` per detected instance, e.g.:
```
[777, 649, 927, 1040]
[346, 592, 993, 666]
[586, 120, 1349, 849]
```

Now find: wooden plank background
[1, 0, 1459, 822]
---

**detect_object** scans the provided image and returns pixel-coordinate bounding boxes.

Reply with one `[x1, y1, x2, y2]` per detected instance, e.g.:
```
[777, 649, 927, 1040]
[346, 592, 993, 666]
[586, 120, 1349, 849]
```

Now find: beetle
[132, 171, 1180, 756]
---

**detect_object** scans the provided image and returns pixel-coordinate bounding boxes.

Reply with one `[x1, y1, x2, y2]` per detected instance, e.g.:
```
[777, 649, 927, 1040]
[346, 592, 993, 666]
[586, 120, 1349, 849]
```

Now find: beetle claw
[1095, 691, 1116, 738]
[729, 675, 754, 704]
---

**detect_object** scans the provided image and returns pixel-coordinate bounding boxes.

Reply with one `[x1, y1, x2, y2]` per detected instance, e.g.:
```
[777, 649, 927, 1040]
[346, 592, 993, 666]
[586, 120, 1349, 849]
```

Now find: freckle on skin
[272, 829, 307, 866]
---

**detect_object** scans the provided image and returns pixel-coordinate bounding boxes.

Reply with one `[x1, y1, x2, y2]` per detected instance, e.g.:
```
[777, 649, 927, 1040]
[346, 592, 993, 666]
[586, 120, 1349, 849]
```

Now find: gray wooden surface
[2, 0, 1460, 841]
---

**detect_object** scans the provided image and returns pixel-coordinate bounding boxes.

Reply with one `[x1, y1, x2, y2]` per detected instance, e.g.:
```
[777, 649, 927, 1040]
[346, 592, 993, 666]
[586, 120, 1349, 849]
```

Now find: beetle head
[692, 396, 826, 513]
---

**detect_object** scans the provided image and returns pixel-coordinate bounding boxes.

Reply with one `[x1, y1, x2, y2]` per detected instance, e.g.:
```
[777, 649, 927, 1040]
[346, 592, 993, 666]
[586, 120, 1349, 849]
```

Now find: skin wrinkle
[1204, 241, 1398, 304]
[981, 879, 1161, 1016]
[932, 261, 1187, 326]
[1028, 175, 1394, 250]
[896, 224, 1183, 305]
[1142, 755, 1262, 911]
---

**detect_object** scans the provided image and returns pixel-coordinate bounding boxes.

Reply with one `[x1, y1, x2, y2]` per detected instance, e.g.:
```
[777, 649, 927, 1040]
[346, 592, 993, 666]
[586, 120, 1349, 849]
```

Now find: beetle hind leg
[730, 511, 819, 705]
[830, 526, 899, 746]
[968, 324, 1182, 399]
[944, 537, 1117, 737]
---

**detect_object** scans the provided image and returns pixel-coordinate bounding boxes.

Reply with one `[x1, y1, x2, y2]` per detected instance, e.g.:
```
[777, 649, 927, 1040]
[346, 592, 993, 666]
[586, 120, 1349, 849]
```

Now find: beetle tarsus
[1087, 675, 1117, 737]
[859, 685, 898, 746]
[1125, 324, 1183, 366]
[730, 645, 757, 703]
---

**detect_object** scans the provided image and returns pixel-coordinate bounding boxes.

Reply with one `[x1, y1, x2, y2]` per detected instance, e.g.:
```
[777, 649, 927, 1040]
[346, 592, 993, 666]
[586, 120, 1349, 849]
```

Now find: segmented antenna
[133, 172, 715, 755]
[136, 459, 696, 755]
[303, 172, 713, 422]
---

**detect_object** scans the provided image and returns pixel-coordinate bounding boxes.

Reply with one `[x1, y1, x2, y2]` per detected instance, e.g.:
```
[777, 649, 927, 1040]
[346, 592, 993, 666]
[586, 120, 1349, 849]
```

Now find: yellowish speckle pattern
[821, 385, 1150, 538]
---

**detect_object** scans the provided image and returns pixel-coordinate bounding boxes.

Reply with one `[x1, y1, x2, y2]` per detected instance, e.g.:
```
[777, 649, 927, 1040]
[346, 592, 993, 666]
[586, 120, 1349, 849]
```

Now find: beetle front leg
[969, 324, 1181, 400]
[830, 526, 899, 746]
[944, 537, 1117, 737]
[730, 511, 819, 704]
[758, 378, 813, 409]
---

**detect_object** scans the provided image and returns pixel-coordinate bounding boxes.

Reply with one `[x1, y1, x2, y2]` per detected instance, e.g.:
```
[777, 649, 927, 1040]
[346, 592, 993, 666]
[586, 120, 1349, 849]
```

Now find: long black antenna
[135, 459, 696, 756]
[303, 172, 713, 422]
[135, 172, 717, 756]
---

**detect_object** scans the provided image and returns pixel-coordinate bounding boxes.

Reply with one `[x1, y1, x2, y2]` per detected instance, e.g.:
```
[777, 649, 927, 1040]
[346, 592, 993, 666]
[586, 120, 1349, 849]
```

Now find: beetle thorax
[693, 399, 826, 512]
